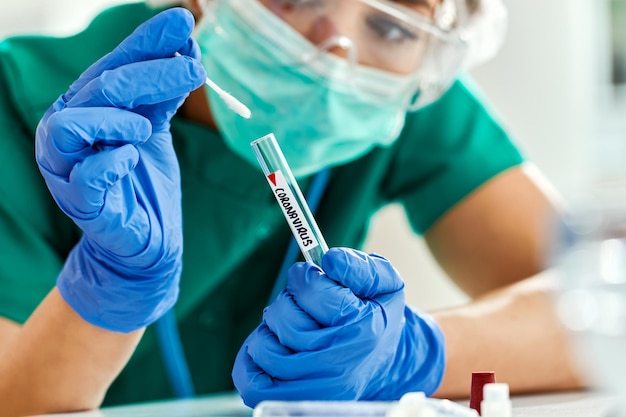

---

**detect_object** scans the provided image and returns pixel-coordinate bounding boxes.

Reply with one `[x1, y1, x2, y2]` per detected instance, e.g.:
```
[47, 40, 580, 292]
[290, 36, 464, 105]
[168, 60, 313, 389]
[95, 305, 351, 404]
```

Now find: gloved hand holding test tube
[251, 133, 329, 267]
[238, 138, 443, 409]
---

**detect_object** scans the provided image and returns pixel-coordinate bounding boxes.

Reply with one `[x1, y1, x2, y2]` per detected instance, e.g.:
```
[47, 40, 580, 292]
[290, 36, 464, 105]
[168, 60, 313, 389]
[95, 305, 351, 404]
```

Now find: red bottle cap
[469, 371, 496, 415]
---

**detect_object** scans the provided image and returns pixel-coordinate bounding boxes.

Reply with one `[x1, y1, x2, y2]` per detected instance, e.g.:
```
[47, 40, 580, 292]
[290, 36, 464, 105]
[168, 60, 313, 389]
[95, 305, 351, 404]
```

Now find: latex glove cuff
[370, 306, 446, 400]
[57, 238, 182, 333]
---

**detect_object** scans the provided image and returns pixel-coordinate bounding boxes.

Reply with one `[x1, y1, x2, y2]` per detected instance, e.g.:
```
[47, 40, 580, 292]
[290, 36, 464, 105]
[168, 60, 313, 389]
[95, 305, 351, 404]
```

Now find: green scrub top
[0, 2, 524, 406]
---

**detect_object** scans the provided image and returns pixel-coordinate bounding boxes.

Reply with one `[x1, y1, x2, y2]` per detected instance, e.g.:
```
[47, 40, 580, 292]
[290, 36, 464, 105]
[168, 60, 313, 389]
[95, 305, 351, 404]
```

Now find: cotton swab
[203, 76, 251, 119]
[174, 52, 251, 119]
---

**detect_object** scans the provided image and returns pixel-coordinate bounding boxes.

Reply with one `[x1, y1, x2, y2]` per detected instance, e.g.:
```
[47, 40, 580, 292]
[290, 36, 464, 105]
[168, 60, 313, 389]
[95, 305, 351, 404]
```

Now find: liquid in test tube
[251, 133, 328, 267]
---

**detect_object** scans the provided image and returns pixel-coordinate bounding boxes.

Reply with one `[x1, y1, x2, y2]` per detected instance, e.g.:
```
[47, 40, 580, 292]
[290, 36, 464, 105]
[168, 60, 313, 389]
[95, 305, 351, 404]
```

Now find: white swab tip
[226, 98, 252, 119]
[205, 77, 251, 119]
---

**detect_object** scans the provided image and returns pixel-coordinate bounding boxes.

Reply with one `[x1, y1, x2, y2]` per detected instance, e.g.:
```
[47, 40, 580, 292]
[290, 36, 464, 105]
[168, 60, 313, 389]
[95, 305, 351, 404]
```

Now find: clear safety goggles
[200, 0, 473, 107]
[256, 0, 468, 76]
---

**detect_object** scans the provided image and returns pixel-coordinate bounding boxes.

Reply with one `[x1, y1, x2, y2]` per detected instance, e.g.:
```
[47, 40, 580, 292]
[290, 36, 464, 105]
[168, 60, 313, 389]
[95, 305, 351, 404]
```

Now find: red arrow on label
[268, 172, 277, 186]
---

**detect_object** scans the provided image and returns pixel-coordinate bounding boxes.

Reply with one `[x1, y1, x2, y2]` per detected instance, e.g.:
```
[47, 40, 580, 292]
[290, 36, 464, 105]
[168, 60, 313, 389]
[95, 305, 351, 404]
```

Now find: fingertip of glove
[324, 247, 396, 273]
[118, 143, 141, 170]
[322, 247, 405, 296]
[178, 37, 202, 61]
[190, 59, 208, 87]
[155, 7, 195, 35]
[286, 262, 326, 294]
[141, 7, 196, 55]
[173, 47, 206, 88]
[321, 247, 363, 275]
[290, 260, 321, 273]
[173, 7, 197, 38]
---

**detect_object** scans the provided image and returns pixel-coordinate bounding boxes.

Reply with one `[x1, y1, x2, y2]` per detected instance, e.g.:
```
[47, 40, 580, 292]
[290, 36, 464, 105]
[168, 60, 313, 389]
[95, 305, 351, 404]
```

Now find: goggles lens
[258, 0, 465, 75]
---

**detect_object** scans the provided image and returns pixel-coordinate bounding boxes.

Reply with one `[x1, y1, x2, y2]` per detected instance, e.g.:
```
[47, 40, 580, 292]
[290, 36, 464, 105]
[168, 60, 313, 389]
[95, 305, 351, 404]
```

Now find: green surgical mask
[194, 0, 418, 178]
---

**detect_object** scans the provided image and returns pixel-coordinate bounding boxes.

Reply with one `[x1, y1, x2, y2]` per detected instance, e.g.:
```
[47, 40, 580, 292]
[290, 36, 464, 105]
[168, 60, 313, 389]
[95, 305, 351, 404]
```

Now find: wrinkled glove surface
[233, 247, 446, 407]
[35, 8, 206, 332]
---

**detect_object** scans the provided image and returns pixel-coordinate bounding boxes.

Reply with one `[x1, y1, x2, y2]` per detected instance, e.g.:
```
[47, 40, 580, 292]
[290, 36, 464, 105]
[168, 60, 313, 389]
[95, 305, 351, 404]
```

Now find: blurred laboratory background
[1, 0, 625, 311]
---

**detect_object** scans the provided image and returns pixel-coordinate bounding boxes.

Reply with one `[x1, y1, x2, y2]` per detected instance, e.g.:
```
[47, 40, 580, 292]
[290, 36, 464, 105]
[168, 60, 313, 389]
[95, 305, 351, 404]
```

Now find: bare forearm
[0, 288, 144, 417]
[431, 273, 587, 399]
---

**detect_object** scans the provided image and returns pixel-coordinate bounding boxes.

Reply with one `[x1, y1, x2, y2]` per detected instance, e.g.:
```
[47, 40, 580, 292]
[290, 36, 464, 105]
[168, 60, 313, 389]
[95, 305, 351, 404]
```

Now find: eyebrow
[391, 0, 438, 16]
[392, 0, 434, 7]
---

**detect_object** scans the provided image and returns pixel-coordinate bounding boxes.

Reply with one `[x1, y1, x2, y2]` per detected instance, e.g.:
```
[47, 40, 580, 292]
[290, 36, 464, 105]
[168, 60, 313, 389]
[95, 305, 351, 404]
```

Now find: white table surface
[32, 390, 619, 417]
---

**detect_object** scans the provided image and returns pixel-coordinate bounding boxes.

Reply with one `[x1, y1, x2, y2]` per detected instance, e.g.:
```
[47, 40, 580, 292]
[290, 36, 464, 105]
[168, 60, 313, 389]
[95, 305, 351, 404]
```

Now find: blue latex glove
[34, 8, 206, 332]
[232, 248, 445, 407]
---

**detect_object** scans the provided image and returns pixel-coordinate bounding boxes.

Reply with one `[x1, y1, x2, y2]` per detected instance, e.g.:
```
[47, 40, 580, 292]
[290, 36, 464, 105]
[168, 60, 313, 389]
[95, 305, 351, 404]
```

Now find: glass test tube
[251, 133, 328, 267]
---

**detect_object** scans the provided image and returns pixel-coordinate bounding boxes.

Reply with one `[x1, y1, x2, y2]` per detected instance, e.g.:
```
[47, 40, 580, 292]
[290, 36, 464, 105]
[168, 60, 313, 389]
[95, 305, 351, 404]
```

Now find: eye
[366, 14, 418, 43]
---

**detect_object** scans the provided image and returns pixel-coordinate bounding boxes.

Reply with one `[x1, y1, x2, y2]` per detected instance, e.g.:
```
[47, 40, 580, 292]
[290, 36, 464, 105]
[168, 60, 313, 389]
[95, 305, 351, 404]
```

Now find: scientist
[0, 0, 585, 415]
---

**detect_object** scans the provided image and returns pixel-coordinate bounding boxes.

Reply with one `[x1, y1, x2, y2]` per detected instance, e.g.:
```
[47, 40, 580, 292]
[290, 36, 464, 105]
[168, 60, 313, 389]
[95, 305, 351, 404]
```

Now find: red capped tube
[469, 371, 496, 415]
